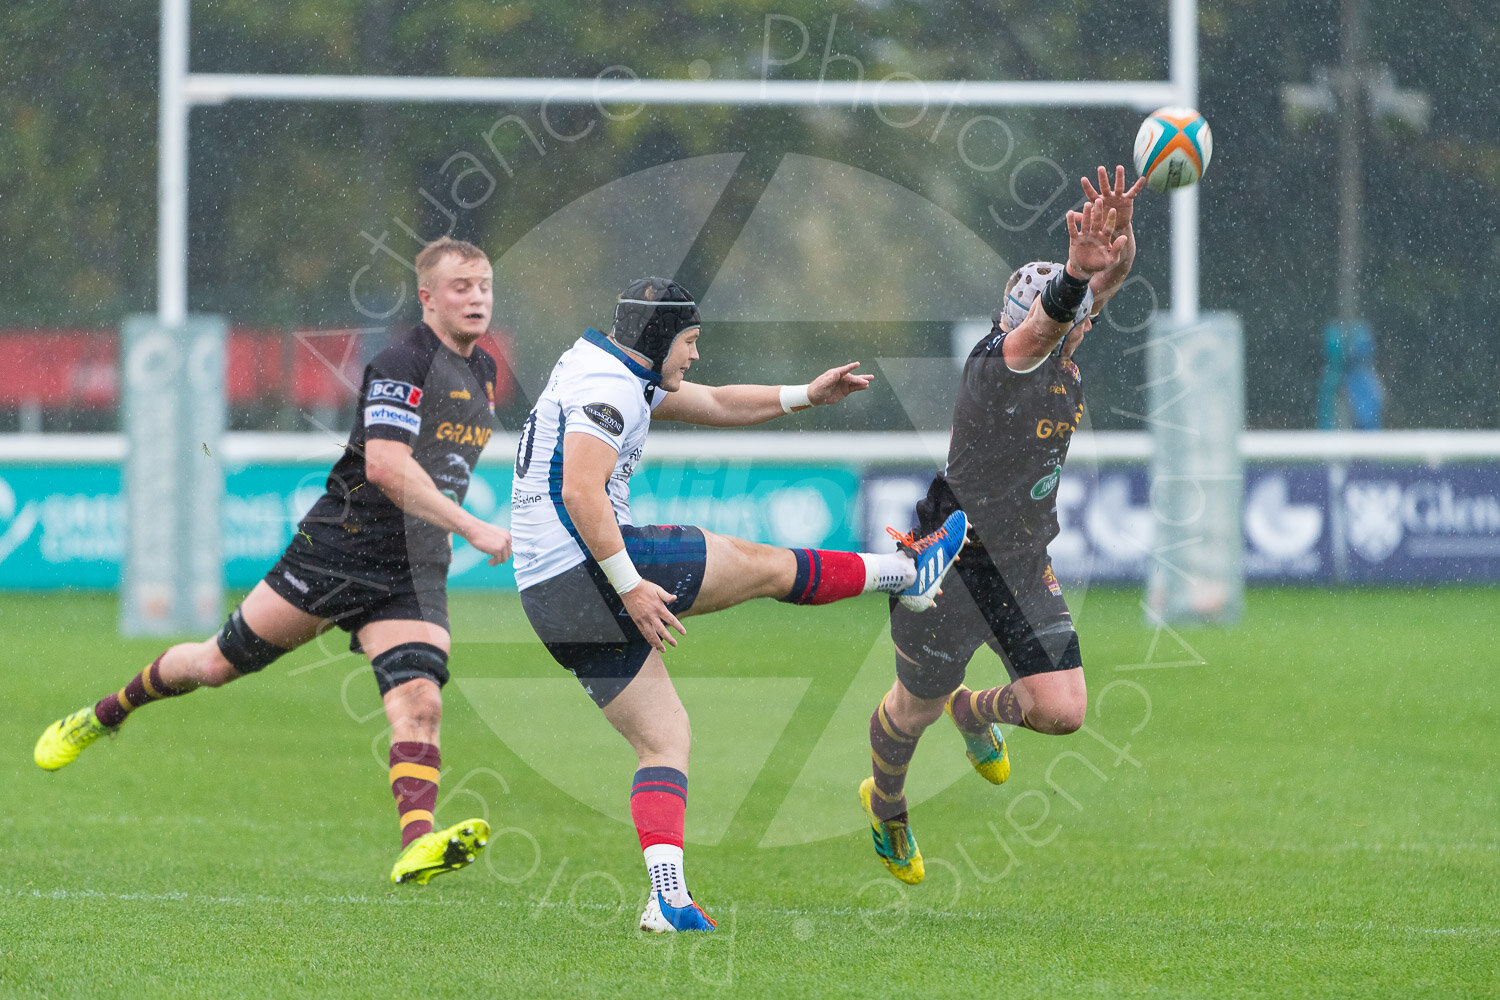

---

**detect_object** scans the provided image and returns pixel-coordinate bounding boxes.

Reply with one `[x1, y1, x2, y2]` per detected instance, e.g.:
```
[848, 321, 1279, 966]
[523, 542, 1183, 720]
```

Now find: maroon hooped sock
[390, 741, 441, 848]
[93, 655, 186, 728]
[950, 684, 1030, 732]
[868, 698, 918, 821]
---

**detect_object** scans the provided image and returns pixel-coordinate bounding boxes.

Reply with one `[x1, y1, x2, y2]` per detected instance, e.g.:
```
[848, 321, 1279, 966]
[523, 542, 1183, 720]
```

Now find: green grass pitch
[2, 587, 1495, 999]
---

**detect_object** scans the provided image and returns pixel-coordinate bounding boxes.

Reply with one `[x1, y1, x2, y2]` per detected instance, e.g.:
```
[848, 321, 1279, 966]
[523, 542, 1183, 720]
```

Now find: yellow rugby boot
[34, 708, 113, 771]
[390, 818, 491, 885]
[858, 777, 924, 885]
[946, 688, 1011, 785]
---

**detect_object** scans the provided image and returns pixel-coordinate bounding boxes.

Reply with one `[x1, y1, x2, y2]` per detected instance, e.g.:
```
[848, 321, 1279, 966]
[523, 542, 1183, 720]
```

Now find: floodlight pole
[1336, 0, 1365, 324]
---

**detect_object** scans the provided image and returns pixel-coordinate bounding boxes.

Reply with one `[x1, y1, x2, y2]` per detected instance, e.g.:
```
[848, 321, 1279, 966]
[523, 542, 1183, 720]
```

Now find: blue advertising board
[0, 459, 862, 590]
[860, 462, 1500, 586]
[0, 465, 122, 588]
[1339, 462, 1500, 583]
[5, 458, 1499, 589]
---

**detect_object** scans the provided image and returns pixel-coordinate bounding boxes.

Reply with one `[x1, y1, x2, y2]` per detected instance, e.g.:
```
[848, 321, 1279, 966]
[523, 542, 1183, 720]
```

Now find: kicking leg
[689, 517, 969, 616]
[691, 531, 901, 613]
[33, 582, 318, 770]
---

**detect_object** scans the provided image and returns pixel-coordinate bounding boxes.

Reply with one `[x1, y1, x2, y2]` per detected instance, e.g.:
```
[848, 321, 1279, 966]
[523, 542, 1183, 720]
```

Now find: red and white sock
[631, 766, 692, 908]
[781, 549, 915, 604]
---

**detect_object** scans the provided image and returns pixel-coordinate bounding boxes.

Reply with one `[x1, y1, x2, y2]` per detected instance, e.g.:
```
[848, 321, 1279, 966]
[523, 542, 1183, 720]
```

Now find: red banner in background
[0, 328, 515, 411]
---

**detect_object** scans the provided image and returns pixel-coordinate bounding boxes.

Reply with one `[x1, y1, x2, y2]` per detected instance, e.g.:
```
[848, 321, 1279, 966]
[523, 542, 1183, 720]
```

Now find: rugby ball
[1133, 107, 1212, 192]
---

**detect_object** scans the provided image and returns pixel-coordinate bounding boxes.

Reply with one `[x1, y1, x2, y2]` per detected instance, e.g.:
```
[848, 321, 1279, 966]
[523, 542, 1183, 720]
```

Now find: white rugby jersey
[511, 328, 667, 590]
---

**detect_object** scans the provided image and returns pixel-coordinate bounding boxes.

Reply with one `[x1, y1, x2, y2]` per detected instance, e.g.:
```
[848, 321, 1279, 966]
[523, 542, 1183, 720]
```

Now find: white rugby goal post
[140, 0, 1209, 628]
[155, 0, 1205, 327]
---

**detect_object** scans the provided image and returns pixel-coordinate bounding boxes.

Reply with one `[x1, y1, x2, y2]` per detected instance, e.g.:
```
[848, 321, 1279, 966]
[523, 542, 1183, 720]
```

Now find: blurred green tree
[1, 0, 1494, 428]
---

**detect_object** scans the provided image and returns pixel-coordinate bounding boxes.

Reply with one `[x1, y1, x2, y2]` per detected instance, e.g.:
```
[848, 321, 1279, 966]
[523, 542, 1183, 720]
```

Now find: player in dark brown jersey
[858, 167, 1146, 884]
[34, 238, 514, 886]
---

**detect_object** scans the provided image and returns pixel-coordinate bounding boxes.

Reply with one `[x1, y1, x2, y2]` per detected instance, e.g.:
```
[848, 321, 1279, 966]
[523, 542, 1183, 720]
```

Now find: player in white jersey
[510, 325, 662, 591]
[511, 276, 970, 933]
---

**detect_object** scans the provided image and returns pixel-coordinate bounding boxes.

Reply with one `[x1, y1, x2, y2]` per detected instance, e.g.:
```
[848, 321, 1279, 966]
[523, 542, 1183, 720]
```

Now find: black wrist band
[1039, 269, 1089, 323]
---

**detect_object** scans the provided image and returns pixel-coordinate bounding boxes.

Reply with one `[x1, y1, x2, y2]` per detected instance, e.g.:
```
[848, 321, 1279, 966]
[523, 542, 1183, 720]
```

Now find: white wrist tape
[779, 384, 812, 413]
[597, 549, 643, 594]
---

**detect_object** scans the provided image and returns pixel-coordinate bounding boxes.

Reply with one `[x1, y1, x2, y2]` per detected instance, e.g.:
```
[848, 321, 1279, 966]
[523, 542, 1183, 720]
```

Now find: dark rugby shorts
[520, 524, 707, 708]
[263, 548, 450, 653]
[889, 543, 1081, 700]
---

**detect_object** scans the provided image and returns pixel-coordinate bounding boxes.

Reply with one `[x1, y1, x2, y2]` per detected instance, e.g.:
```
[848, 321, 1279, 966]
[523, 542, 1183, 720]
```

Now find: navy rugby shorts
[263, 547, 450, 653]
[519, 524, 707, 707]
[889, 543, 1081, 700]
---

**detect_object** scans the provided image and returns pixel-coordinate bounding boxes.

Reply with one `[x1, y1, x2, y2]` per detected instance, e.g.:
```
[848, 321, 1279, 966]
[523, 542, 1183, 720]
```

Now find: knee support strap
[371, 642, 450, 696]
[214, 608, 290, 674]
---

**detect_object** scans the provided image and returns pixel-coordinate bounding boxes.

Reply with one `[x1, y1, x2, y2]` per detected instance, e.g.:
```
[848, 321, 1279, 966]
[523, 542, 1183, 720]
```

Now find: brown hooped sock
[93, 654, 187, 728]
[867, 698, 919, 821]
[390, 741, 441, 849]
[949, 683, 1030, 733]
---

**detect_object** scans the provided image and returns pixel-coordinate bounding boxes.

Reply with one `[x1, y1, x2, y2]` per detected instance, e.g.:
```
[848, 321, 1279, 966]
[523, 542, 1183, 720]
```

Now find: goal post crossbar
[181, 74, 1183, 109]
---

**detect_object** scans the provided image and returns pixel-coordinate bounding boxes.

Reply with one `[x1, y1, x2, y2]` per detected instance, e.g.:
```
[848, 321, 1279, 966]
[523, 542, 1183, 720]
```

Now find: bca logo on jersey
[369, 379, 423, 407]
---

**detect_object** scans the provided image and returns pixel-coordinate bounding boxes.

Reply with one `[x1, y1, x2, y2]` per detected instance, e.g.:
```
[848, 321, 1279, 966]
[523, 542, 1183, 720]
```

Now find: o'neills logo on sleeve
[583, 402, 625, 436]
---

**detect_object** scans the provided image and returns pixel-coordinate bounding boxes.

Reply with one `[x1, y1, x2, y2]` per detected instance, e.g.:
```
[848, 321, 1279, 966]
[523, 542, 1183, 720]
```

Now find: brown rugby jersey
[291, 323, 498, 578]
[921, 327, 1084, 557]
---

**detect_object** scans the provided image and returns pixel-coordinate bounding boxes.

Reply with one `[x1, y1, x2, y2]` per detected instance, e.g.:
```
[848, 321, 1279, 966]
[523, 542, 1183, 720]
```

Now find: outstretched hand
[1065, 199, 1128, 277]
[806, 362, 875, 406]
[1081, 165, 1146, 232]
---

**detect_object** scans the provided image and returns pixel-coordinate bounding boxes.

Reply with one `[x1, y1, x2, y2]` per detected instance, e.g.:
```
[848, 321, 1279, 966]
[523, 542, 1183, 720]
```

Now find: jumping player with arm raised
[858, 168, 1146, 885]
